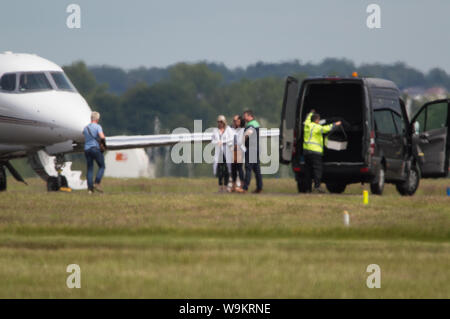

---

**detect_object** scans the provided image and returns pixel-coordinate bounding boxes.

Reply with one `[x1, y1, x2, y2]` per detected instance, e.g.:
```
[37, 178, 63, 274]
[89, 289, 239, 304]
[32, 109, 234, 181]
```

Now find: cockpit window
[19, 73, 52, 92]
[0, 73, 16, 91]
[50, 72, 75, 91]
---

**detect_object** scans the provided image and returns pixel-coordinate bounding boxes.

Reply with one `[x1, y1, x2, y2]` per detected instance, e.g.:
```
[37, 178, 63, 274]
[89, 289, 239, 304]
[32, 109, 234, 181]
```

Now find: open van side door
[279, 76, 299, 164]
[410, 99, 449, 177]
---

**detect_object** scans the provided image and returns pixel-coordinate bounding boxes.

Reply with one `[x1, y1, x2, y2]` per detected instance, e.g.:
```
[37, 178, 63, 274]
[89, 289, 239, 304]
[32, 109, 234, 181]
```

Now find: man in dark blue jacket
[242, 110, 263, 193]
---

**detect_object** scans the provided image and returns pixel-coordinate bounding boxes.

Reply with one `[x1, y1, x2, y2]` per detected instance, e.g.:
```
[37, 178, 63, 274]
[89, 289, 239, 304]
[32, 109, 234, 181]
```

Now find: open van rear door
[410, 99, 449, 177]
[279, 76, 299, 164]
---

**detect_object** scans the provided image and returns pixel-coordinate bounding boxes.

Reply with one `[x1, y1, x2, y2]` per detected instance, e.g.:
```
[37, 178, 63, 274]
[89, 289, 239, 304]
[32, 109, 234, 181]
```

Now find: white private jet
[0, 52, 279, 191]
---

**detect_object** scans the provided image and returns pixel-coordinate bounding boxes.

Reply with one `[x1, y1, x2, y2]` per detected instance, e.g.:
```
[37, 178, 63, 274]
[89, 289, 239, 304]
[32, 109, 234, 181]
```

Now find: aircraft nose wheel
[47, 154, 69, 192]
[47, 175, 68, 192]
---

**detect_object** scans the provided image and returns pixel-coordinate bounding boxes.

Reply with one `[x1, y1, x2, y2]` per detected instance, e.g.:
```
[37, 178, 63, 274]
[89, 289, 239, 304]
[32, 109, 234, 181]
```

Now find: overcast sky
[1, 0, 449, 72]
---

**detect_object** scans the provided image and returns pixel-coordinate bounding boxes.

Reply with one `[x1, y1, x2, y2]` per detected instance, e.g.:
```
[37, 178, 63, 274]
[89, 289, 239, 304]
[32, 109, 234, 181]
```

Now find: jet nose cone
[53, 92, 92, 141]
[68, 112, 91, 138]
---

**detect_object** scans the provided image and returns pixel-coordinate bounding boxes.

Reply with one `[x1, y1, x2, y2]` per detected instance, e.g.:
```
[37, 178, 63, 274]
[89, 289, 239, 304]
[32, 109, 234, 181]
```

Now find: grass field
[0, 177, 449, 298]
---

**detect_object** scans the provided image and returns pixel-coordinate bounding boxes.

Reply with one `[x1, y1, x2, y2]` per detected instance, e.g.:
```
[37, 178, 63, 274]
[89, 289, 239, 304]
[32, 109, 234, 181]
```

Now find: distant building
[403, 87, 426, 100]
[425, 87, 447, 99]
[403, 86, 448, 101]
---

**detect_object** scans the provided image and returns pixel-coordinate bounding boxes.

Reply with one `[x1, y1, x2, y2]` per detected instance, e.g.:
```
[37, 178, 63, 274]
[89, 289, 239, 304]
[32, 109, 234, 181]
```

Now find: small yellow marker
[343, 211, 350, 226]
[363, 190, 369, 205]
[59, 187, 72, 193]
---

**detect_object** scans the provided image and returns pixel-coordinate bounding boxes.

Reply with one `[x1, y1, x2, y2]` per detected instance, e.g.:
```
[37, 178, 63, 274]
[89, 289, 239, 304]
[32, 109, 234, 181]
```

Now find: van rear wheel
[295, 172, 311, 193]
[370, 166, 385, 195]
[396, 163, 420, 196]
[326, 183, 347, 194]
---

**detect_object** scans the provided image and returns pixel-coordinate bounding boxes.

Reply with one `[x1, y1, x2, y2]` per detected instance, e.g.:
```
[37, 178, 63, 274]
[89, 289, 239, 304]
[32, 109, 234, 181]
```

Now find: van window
[19, 73, 52, 92]
[426, 101, 448, 131]
[374, 110, 397, 135]
[0, 73, 16, 91]
[392, 112, 404, 134]
[414, 108, 426, 133]
[415, 101, 448, 133]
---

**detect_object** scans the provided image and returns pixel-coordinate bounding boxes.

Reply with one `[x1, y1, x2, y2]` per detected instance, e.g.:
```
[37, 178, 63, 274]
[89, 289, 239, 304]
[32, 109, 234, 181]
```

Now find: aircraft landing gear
[0, 165, 6, 192]
[47, 175, 68, 191]
[46, 155, 69, 192]
[0, 161, 27, 192]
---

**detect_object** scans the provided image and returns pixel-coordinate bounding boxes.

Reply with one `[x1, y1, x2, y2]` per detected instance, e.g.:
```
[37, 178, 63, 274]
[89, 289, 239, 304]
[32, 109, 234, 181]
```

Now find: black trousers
[217, 162, 229, 186]
[304, 151, 323, 189]
[243, 162, 263, 191]
[231, 163, 244, 183]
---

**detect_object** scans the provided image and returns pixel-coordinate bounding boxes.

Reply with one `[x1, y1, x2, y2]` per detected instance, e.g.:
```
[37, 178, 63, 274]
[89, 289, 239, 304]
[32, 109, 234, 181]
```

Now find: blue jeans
[243, 162, 263, 191]
[85, 147, 105, 190]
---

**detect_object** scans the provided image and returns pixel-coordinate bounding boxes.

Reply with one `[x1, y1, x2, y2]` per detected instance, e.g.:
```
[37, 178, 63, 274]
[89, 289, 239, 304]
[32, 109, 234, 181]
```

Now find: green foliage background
[65, 58, 450, 136]
[10, 58, 446, 179]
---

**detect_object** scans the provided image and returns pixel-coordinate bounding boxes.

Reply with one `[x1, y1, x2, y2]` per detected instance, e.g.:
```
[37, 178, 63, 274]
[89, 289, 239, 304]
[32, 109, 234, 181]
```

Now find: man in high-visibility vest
[303, 109, 341, 193]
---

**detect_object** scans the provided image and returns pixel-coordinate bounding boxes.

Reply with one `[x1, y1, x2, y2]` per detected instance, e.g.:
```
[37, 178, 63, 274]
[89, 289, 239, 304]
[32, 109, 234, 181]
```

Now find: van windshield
[19, 73, 52, 92]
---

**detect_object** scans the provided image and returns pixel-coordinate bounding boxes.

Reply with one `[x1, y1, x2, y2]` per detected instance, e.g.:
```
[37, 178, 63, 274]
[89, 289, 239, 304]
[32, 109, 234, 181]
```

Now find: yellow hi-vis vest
[303, 112, 334, 154]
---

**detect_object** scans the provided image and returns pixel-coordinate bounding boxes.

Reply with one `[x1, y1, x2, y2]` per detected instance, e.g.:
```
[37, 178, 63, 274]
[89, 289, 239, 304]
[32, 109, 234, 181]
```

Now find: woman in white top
[231, 114, 245, 192]
[212, 115, 234, 192]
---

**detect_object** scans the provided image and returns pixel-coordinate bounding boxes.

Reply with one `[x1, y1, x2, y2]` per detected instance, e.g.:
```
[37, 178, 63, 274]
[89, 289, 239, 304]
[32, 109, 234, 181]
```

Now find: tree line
[64, 62, 291, 135]
[64, 58, 450, 137]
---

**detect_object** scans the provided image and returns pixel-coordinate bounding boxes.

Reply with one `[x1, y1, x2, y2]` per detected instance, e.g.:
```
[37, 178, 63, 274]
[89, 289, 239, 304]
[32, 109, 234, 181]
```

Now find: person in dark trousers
[83, 111, 106, 194]
[242, 110, 263, 193]
[231, 115, 245, 192]
[303, 109, 341, 193]
[212, 115, 234, 192]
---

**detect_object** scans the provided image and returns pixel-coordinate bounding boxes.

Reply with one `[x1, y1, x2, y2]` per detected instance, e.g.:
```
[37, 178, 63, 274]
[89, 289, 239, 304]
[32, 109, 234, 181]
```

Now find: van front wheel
[396, 163, 420, 196]
[326, 183, 347, 194]
[370, 166, 385, 195]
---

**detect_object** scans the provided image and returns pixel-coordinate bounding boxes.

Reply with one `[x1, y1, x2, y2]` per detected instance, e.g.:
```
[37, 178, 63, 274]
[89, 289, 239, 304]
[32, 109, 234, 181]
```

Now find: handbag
[233, 145, 243, 163]
[86, 125, 107, 153]
[233, 134, 243, 163]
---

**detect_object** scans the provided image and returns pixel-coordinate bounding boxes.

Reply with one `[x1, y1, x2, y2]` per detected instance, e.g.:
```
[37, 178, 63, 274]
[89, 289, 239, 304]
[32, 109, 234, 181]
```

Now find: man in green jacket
[303, 109, 341, 193]
[242, 110, 263, 193]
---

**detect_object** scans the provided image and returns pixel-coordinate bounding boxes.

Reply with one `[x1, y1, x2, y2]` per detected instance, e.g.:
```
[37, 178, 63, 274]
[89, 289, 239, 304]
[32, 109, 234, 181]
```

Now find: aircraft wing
[105, 128, 280, 150]
[0, 129, 279, 159]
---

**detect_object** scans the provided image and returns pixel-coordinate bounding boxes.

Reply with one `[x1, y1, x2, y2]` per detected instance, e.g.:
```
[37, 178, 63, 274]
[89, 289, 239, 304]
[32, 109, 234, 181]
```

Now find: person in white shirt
[231, 115, 245, 192]
[212, 115, 234, 192]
